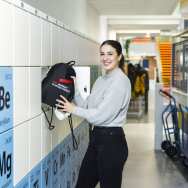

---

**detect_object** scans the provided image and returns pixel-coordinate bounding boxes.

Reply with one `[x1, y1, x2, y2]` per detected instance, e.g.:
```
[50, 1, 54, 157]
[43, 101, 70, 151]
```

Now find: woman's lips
[103, 62, 111, 66]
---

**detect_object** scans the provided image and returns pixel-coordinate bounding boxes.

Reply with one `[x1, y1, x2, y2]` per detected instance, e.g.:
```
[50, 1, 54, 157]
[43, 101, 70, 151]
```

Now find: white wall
[22, 0, 100, 40]
[0, 0, 99, 187]
[86, 3, 100, 41]
[129, 42, 157, 57]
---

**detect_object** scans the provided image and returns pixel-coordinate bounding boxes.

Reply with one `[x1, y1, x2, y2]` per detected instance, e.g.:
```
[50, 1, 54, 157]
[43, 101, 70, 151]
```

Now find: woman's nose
[103, 55, 108, 61]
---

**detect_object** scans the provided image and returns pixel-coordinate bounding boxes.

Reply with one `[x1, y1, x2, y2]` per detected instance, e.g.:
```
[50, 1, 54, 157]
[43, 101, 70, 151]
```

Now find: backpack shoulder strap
[42, 107, 55, 130]
[67, 60, 76, 66]
[68, 114, 78, 150]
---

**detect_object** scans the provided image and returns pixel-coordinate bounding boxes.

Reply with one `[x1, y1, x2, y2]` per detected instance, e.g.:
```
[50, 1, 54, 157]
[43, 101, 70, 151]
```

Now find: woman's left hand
[56, 95, 76, 113]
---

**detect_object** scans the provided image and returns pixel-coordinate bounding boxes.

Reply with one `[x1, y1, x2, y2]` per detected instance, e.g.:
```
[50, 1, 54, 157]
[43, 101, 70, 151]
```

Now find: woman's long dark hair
[100, 40, 125, 73]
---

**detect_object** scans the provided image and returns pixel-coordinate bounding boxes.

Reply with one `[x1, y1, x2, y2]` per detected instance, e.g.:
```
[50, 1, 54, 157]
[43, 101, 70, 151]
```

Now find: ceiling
[88, 0, 180, 38]
[107, 15, 181, 33]
[88, 0, 178, 15]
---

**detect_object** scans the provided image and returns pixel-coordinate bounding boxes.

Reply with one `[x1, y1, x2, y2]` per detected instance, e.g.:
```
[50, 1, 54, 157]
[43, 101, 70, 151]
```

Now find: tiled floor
[96, 87, 188, 188]
[122, 115, 188, 188]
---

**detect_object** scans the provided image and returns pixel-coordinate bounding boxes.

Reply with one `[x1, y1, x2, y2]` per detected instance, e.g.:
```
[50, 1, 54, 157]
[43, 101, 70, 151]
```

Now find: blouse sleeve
[73, 89, 89, 108]
[72, 79, 131, 125]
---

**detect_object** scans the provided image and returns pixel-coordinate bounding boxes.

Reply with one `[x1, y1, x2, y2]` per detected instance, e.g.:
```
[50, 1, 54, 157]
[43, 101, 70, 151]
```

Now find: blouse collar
[103, 67, 120, 79]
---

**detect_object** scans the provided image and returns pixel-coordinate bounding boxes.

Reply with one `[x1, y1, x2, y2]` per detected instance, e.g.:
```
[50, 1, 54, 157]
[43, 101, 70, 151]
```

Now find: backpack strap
[67, 60, 76, 66]
[42, 107, 78, 150]
[42, 107, 55, 130]
[68, 114, 78, 150]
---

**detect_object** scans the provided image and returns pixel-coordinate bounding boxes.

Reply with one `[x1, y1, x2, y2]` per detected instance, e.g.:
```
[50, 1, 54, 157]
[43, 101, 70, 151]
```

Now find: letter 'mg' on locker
[0, 130, 13, 188]
[0, 151, 12, 179]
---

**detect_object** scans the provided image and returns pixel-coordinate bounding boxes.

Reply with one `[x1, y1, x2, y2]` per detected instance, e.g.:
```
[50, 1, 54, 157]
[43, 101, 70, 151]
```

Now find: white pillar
[154, 83, 164, 150]
[99, 16, 108, 43]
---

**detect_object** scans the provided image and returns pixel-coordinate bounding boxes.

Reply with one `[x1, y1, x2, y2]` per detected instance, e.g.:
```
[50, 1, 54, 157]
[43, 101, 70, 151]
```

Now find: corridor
[98, 89, 188, 188]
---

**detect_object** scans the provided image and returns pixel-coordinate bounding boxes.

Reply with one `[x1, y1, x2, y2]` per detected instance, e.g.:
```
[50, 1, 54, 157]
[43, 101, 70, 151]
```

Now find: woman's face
[100, 44, 121, 73]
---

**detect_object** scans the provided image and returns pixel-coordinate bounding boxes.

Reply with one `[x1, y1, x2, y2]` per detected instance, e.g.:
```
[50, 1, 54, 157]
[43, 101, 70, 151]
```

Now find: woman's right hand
[56, 95, 76, 113]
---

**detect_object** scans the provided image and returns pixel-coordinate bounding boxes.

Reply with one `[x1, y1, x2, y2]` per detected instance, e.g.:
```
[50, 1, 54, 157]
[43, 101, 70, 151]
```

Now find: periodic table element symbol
[0, 129, 13, 188]
[0, 67, 13, 133]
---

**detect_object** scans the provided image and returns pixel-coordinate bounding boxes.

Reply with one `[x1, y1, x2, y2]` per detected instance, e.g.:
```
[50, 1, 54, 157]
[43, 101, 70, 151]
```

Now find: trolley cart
[159, 89, 180, 158]
[178, 104, 188, 167]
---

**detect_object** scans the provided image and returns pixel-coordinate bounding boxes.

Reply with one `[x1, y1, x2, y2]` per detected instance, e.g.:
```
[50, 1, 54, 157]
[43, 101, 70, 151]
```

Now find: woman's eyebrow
[100, 51, 114, 53]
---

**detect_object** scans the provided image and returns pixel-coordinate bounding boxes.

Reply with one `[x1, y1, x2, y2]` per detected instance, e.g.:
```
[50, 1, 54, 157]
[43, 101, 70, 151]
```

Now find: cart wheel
[166, 145, 178, 157]
[182, 157, 188, 168]
[161, 140, 171, 151]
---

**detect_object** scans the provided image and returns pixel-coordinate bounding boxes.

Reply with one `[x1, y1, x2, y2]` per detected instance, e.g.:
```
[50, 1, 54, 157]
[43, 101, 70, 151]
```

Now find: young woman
[56, 40, 131, 188]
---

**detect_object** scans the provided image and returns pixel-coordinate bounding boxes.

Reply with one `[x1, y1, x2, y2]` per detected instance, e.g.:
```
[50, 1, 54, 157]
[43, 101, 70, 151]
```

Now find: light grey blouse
[72, 67, 131, 127]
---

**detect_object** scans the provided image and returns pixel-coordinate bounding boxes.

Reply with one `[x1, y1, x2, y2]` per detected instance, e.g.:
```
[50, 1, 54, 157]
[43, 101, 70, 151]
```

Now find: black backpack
[42, 61, 76, 107]
[42, 61, 78, 149]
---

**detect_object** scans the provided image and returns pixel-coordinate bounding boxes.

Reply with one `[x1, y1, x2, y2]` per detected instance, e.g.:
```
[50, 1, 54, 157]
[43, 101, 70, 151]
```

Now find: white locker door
[29, 14, 42, 66]
[14, 122, 29, 186]
[42, 20, 52, 66]
[74, 66, 91, 100]
[13, 67, 29, 126]
[13, 6, 29, 66]
[0, 1, 13, 66]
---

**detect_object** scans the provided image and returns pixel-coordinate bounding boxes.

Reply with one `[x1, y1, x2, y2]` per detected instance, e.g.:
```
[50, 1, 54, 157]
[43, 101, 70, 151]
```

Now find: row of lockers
[0, 65, 90, 187]
[0, 0, 96, 187]
[0, 0, 99, 67]
[0, 114, 89, 187]
[0, 66, 91, 132]
[0, 67, 41, 130]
